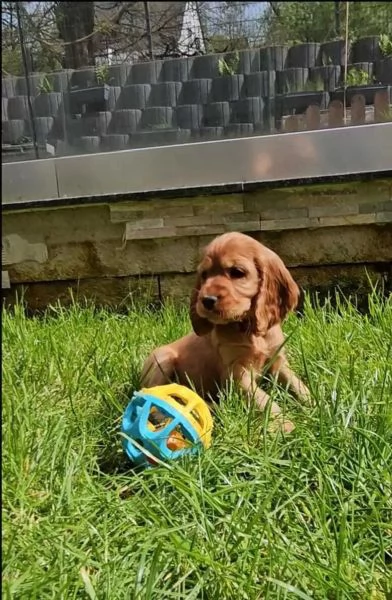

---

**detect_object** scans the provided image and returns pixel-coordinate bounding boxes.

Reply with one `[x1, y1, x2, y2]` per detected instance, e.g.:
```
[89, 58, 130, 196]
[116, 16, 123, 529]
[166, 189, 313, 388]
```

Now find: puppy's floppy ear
[190, 271, 213, 336]
[250, 246, 299, 335]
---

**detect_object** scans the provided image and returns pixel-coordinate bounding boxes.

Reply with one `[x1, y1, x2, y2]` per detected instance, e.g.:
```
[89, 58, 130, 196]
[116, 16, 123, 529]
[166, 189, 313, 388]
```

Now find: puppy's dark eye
[229, 267, 246, 279]
[200, 270, 208, 280]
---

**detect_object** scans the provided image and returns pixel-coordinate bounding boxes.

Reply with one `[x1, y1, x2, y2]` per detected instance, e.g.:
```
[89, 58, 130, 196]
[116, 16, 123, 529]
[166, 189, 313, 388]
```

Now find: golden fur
[141, 232, 310, 432]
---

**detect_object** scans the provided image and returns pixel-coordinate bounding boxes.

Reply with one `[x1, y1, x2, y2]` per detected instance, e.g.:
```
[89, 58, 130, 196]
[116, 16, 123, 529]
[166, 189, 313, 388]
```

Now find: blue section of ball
[121, 391, 201, 468]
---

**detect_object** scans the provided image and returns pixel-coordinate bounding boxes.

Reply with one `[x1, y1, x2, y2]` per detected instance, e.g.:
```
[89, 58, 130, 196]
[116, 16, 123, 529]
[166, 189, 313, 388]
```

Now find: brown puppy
[141, 232, 310, 432]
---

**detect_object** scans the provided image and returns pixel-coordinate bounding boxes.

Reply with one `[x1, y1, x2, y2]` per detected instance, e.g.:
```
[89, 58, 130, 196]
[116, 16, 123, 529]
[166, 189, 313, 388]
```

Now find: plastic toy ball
[121, 383, 213, 468]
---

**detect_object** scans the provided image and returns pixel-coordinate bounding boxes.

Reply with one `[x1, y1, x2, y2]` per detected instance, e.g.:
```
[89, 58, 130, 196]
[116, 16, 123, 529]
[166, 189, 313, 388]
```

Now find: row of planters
[3, 61, 391, 125]
[2, 116, 56, 145]
[56, 97, 273, 140]
[3, 97, 272, 148]
[3, 80, 391, 147]
[2, 35, 392, 98]
[51, 82, 392, 144]
[57, 124, 262, 155]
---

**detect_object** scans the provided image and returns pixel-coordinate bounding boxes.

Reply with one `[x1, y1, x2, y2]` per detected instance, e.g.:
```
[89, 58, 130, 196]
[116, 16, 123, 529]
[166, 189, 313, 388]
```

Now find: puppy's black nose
[202, 295, 218, 310]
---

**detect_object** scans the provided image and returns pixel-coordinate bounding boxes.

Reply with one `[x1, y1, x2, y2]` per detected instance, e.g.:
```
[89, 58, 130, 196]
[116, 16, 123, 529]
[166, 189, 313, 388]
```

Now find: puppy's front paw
[268, 414, 295, 434]
[297, 382, 313, 406]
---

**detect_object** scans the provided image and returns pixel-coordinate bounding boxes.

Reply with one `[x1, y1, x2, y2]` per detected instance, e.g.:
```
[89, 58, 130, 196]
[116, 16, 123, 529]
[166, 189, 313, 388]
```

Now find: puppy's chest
[211, 330, 268, 369]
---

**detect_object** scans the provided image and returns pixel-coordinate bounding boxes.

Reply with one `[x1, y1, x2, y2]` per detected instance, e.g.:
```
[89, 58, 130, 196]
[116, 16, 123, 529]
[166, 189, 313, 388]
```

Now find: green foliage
[38, 75, 54, 94]
[281, 77, 324, 94]
[1, 2, 63, 76]
[203, 1, 250, 52]
[379, 107, 392, 122]
[1, 45, 24, 76]
[150, 123, 171, 130]
[95, 64, 109, 85]
[303, 78, 324, 92]
[218, 51, 240, 76]
[261, 2, 392, 45]
[1, 37, 62, 77]
[208, 34, 248, 54]
[345, 67, 372, 87]
[379, 33, 392, 57]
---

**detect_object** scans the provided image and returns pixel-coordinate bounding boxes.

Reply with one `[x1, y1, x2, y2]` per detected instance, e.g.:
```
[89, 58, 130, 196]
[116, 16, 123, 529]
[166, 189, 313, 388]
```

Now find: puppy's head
[190, 232, 299, 336]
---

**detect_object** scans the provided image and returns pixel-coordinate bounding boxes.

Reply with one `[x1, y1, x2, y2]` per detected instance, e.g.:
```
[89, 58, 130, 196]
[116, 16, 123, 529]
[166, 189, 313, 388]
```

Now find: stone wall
[2, 178, 392, 310]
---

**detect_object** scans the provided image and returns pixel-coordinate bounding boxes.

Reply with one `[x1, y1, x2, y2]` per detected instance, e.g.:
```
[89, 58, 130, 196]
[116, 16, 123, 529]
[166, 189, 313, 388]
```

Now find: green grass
[2, 292, 392, 600]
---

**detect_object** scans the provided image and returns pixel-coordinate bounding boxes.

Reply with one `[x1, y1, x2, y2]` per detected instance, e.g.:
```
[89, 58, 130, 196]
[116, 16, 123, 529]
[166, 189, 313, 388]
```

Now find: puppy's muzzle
[201, 295, 218, 311]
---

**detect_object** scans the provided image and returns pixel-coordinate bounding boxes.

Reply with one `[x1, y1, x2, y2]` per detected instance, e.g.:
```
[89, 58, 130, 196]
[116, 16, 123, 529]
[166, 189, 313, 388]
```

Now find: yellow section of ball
[141, 383, 213, 449]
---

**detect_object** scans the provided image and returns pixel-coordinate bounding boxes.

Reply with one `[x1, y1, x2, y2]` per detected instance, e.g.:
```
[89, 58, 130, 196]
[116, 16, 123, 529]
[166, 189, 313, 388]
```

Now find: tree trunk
[55, 1, 95, 69]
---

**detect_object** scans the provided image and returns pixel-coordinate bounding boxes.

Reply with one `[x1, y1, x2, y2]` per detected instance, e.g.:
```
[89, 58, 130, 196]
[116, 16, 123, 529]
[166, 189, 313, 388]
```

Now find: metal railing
[2, 123, 392, 208]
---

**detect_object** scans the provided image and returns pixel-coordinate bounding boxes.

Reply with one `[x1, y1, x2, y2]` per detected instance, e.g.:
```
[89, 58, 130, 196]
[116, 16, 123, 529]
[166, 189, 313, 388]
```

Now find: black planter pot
[69, 85, 110, 114]
[33, 92, 63, 117]
[106, 86, 122, 112]
[175, 104, 203, 129]
[203, 102, 230, 127]
[35, 116, 55, 143]
[278, 91, 330, 116]
[243, 71, 276, 98]
[119, 84, 152, 109]
[101, 134, 130, 151]
[2, 119, 26, 144]
[130, 129, 190, 149]
[81, 111, 112, 136]
[63, 116, 85, 141]
[2, 77, 16, 99]
[191, 55, 220, 79]
[110, 109, 142, 134]
[52, 140, 74, 156]
[15, 72, 45, 96]
[70, 69, 97, 89]
[2, 97, 8, 121]
[24, 116, 54, 144]
[260, 46, 288, 71]
[276, 68, 309, 94]
[231, 97, 264, 126]
[48, 70, 73, 93]
[375, 58, 392, 85]
[225, 123, 254, 138]
[263, 97, 278, 132]
[211, 75, 244, 102]
[330, 84, 391, 106]
[7, 96, 33, 120]
[107, 64, 131, 87]
[254, 118, 275, 135]
[238, 50, 260, 74]
[129, 61, 163, 85]
[49, 115, 65, 140]
[288, 43, 321, 69]
[179, 79, 212, 105]
[77, 136, 101, 153]
[193, 126, 225, 140]
[320, 40, 351, 66]
[149, 82, 182, 107]
[141, 106, 174, 129]
[161, 58, 192, 82]
[309, 66, 341, 91]
[353, 36, 382, 64]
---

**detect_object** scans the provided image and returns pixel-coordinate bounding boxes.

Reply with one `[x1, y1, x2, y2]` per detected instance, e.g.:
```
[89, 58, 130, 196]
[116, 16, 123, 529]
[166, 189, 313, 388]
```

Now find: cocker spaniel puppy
[141, 232, 310, 432]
